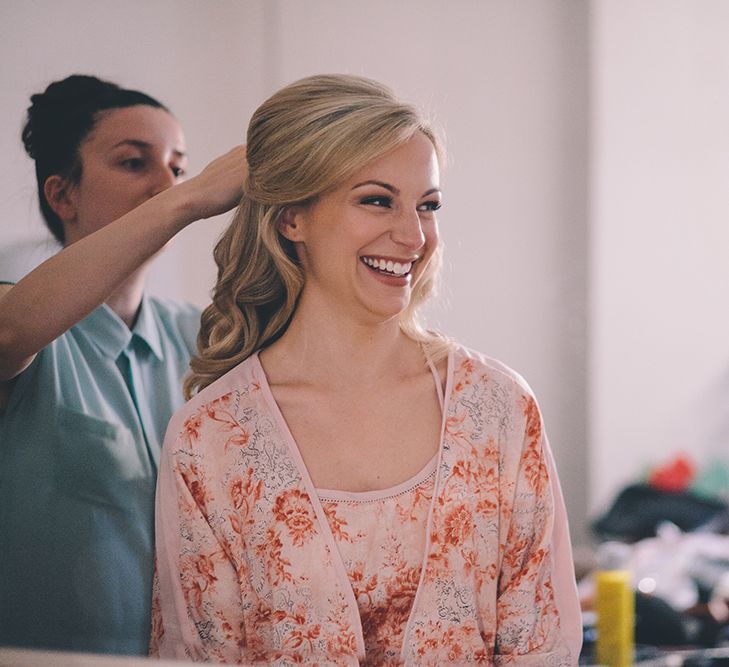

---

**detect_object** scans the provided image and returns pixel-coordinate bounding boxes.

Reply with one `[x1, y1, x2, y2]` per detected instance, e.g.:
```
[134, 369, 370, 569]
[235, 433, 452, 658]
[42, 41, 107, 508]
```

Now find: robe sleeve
[151, 431, 246, 663]
[494, 396, 582, 665]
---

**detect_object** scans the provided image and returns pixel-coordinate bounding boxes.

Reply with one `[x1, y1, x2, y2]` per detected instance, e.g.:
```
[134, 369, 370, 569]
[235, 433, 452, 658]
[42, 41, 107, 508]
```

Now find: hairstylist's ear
[44, 175, 77, 225]
[277, 206, 306, 242]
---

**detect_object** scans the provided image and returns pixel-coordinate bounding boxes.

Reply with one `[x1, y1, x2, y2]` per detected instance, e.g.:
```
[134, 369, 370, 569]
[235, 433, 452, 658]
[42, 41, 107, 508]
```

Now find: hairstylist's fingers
[187, 145, 248, 219]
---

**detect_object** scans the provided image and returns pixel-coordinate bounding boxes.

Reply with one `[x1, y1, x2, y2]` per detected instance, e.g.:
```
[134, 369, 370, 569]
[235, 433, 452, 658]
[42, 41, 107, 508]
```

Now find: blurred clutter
[579, 454, 729, 665]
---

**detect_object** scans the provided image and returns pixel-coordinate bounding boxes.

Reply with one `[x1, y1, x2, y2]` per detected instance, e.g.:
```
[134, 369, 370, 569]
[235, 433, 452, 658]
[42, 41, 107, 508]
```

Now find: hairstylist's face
[57, 105, 187, 245]
[284, 131, 441, 324]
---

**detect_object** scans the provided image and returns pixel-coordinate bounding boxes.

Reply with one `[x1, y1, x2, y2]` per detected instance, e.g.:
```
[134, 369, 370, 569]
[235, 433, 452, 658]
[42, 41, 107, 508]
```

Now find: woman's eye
[361, 195, 392, 208]
[121, 157, 145, 171]
[417, 200, 442, 212]
[171, 166, 186, 178]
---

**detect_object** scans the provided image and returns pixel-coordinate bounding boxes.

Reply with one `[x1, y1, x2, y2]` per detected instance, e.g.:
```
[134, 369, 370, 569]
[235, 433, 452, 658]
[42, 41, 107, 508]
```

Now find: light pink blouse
[152, 344, 582, 665]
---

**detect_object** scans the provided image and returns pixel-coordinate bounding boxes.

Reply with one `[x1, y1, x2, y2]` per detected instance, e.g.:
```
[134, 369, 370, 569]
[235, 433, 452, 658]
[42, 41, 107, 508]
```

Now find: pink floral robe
[151, 345, 582, 665]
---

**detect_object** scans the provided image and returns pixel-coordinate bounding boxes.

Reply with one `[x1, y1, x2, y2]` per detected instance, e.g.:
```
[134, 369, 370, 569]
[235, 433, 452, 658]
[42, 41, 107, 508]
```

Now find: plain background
[1, 0, 727, 549]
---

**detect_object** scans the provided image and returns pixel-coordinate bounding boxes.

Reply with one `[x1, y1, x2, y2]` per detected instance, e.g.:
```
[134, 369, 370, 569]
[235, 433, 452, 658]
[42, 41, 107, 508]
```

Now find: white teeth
[362, 257, 413, 276]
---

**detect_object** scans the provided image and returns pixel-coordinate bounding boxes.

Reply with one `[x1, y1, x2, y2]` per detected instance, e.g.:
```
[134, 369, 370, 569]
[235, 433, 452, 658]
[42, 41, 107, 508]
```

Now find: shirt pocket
[55, 407, 152, 508]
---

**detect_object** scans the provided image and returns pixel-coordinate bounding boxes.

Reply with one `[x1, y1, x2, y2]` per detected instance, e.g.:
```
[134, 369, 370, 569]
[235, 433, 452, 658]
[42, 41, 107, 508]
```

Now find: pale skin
[260, 132, 446, 492]
[0, 105, 246, 408]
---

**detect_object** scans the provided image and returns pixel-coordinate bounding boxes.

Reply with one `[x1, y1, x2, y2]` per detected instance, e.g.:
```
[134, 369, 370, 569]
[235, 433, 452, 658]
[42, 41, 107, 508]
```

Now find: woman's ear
[43, 175, 77, 225]
[277, 205, 306, 243]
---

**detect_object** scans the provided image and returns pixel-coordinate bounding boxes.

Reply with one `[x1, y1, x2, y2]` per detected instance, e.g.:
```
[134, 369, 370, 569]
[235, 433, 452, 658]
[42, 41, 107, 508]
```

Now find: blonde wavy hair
[185, 74, 451, 397]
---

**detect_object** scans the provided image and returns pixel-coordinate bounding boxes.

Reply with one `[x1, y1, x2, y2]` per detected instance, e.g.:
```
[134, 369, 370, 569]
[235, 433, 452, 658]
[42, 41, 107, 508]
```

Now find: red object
[648, 454, 696, 493]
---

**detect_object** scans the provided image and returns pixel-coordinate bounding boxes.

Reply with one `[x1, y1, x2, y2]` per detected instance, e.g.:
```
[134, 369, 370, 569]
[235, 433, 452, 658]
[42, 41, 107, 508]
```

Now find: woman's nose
[391, 207, 426, 249]
[149, 164, 178, 197]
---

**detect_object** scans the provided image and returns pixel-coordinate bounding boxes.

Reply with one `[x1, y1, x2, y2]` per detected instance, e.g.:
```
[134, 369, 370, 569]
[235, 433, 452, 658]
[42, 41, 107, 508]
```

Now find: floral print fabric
[319, 459, 436, 666]
[152, 345, 582, 665]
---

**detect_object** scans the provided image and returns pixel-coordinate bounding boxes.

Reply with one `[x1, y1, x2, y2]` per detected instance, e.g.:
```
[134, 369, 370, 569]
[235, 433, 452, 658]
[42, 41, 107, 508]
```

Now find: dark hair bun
[22, 75, 124, 160]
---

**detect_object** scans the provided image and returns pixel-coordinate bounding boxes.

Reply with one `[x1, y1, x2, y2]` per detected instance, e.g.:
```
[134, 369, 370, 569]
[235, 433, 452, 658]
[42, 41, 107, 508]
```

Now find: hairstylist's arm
[0, 146, 246, 383]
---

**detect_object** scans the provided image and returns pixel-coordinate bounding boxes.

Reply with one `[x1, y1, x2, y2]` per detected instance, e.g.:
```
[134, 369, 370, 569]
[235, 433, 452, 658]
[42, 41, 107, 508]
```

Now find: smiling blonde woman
[152, 74, 582, 666]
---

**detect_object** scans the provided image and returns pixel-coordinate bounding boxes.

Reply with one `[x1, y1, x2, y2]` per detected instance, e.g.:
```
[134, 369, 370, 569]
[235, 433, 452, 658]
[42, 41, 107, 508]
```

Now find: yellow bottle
[595, 569, 635, 667]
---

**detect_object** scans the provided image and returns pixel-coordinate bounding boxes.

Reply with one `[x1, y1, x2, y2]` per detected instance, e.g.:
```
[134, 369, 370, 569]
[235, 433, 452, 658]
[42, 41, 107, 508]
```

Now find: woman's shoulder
[446, 343, 548, 450]
[164, 353, 262, 443]
[146, 295, 201, 317]
[145, 295, 201, 356]
[146, 295, 201, 331]
[450, 342, 537, 399]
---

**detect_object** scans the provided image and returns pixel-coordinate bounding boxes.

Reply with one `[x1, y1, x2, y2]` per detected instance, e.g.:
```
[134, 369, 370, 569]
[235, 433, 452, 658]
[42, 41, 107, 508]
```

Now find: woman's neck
[262, 301, 423, 388]
[106, 267, 147, 329]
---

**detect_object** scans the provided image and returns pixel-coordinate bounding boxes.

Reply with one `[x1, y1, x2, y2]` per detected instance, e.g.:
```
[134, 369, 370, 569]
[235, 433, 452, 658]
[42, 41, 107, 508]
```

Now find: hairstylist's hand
[177, 145, 248, 222]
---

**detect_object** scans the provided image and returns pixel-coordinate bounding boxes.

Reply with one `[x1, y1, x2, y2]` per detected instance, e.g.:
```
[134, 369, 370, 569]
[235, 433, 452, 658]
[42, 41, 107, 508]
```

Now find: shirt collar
[79, 295, 164, 361]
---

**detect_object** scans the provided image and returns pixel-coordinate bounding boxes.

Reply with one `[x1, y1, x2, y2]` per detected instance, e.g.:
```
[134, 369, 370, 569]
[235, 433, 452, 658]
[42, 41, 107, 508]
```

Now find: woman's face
[288, 131, 441, 324]
[58, 105, 187, 245]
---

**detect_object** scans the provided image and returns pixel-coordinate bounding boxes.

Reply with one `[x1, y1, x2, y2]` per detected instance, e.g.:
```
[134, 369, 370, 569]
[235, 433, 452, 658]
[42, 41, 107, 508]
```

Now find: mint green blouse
[0, 296, 200, 656]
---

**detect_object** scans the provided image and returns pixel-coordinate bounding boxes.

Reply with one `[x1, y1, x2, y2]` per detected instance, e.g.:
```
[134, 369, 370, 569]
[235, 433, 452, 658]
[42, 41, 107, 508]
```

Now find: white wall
[0, 1, 589, 542]
[589, 0, 729, 513]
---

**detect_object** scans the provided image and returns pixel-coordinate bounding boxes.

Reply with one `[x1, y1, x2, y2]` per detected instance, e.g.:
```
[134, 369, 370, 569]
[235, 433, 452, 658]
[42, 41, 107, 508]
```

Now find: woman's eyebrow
[351, 179, 398, 194]
[351, 180, 441, 197]
[110, 139, 187, 159]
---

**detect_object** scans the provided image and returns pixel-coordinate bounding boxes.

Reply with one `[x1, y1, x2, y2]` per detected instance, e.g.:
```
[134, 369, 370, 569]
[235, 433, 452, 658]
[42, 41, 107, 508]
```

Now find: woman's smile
[360, 255, 416, 278]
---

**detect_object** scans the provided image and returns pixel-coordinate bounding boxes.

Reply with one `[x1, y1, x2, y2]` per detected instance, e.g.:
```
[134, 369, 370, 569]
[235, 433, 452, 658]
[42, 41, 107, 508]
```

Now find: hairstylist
[0, 74, 245, 655]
